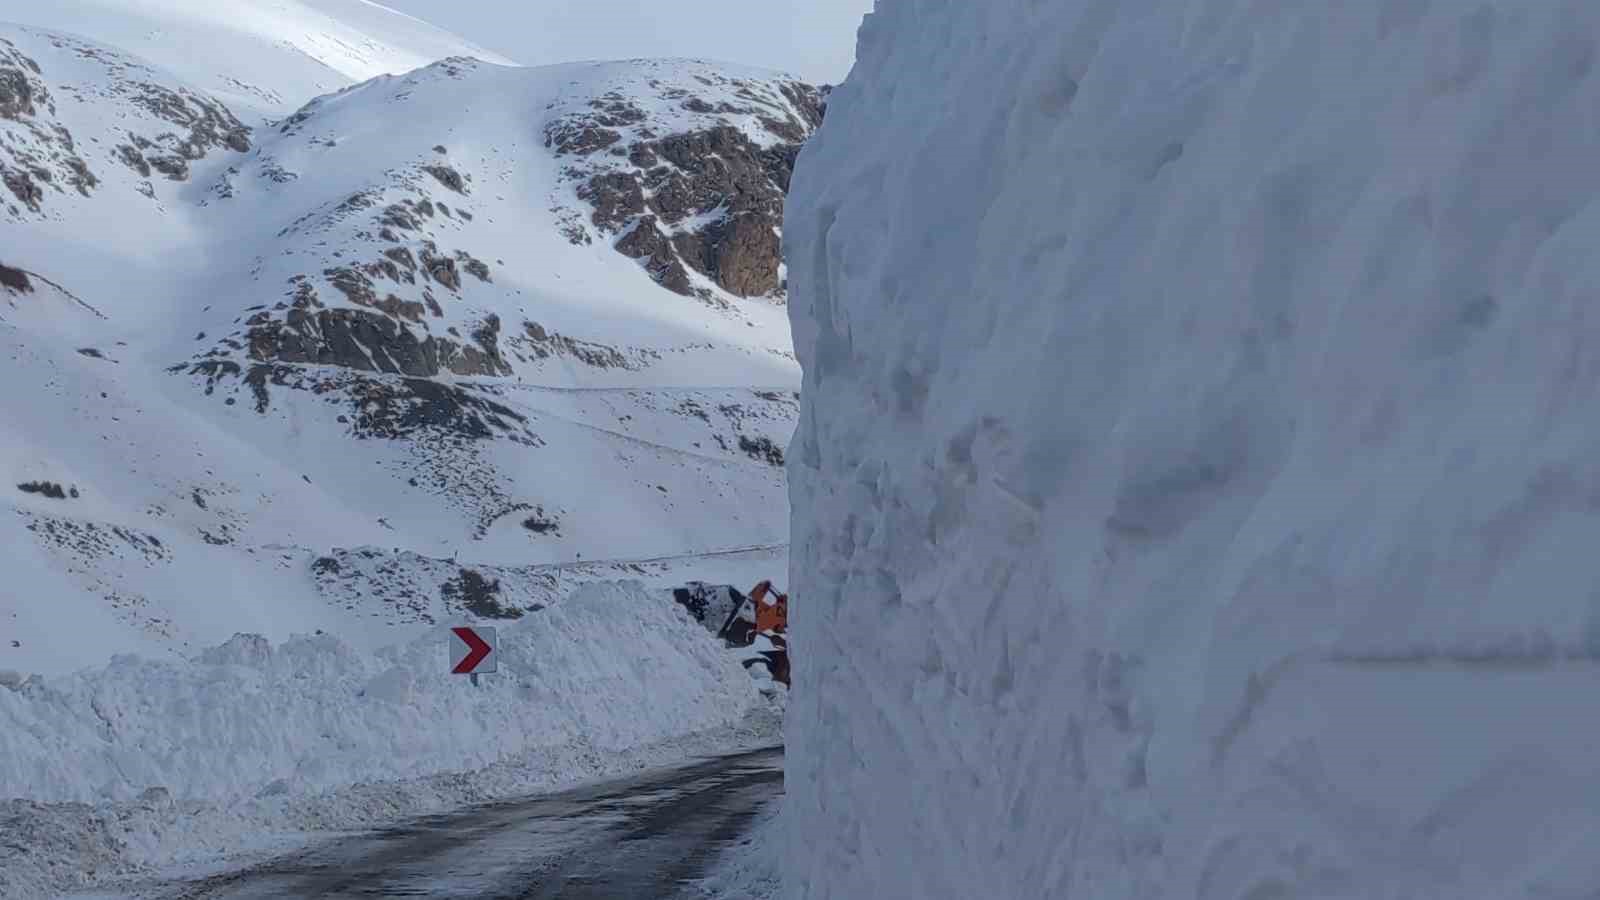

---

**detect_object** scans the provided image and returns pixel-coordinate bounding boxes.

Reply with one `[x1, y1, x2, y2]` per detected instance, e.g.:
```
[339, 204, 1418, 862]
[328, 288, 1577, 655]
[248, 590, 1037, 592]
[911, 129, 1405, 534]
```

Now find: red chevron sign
[449, 626, 497, 674]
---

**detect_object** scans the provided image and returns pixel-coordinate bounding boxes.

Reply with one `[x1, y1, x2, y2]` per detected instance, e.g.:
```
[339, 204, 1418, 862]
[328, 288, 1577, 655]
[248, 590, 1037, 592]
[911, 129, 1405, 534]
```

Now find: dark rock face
[441, 568, 526, 619]
[116, 80, 250, 181]
[0, 39, 93, 213]
[739, 434, 786, 467]
[587, 124, 805, 298]
[343, 375, 529, 441]
[164, 65, 818, 451]
[422, 164, 467, 194]
[241, 281, 511, 379]
[0, 261, 30, 292]
[0, 33, 248, 218]
[551, 77, 825, 299]
[509, 320, 656, 371]
[16, 481, 69, 499]
[674, 211, 781, 299]
[184, 358, 535, 445]
[614, 214, 692, 295]
[522, 507, 560, 534]
[0, 66, 35, 119]
[544, 93, 647, 156]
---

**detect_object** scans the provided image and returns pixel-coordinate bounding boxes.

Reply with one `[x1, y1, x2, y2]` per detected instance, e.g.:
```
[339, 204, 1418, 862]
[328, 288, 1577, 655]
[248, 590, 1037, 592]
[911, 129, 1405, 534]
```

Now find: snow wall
[0, 581, 759, 804]
[784, 3, 1600, 897]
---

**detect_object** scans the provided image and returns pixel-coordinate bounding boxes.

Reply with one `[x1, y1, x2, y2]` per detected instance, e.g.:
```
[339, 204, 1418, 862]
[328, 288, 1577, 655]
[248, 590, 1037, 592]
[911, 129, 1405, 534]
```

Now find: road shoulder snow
[683, 797, 783, 900]
[0, 581, 775, 899]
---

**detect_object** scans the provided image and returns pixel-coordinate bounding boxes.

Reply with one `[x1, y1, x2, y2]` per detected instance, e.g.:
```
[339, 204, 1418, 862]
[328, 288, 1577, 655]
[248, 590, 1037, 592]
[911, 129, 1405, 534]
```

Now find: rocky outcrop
[0, 261, 30, 293]
[0, 38, 94, 213]
[241, 280, 511, 379]
[112, 80, 250, 181]
[0, 32, 248, 218]
[550, 75, 826, 300]
[507, 320, 658, 371]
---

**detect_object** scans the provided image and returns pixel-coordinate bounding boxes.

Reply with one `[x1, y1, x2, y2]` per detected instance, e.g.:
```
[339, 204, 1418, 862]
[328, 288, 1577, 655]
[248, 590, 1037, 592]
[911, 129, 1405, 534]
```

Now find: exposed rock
[0, 261, 30, 292]
[514, 320, 654, 370]
[522, 507, 560, 534]
[457, 252, 491, 283]
[184, 358, 534, 448]
[252, 305, 437, 376]
[672, 212, 781, 299]
[16, 481, 68, 499]
[240, 274, 511, 380]
[545, 94, 648, 156]
[342, 374, 527, 441]
[382, 246, 417, 273]
[422, 164, 466, 194]
[738, 434, 785, 466]
[381, 204, 420, 231]
[451, 314, 512, 377]
[418, 245, 460, 291]
[441, 568, 525, 619]
[1, 34, 247, 218]
[613, 215, 691, 294]
[545, 123, 621, 156]
[324, 267, 425, 323]
[1, 166, 42, 210]
[0, 66, 35, 119]
[556, 78, 824, 298]
[780, 82, 827, 130]
[577, 171, 644, 233]
[115, 144, 150, 178]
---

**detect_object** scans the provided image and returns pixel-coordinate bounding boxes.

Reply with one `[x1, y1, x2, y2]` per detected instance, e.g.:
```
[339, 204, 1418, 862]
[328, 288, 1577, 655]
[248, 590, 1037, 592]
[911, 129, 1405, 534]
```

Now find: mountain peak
[0, 13, 809, 675]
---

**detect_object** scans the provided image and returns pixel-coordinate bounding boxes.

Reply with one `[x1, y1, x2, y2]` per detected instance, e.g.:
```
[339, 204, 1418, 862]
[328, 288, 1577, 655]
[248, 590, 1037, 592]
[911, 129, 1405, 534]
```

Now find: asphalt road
[153, 746, 783, 899]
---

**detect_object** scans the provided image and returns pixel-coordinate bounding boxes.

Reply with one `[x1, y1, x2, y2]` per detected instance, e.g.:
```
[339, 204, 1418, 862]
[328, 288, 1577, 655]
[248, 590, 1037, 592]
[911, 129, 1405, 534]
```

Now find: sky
[376, 0, 874, 84]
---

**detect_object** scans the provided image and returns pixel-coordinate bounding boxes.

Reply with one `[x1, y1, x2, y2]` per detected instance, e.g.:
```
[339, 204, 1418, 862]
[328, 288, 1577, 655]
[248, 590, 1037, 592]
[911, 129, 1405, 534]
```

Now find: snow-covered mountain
[1, 5, 822, 677]
[0, 0, 515, 115]
[787, 1, 1600, 897]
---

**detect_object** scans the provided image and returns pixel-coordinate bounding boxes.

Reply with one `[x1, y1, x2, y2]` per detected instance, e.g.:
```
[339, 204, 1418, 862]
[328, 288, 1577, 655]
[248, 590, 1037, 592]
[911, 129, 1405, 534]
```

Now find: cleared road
[154, 746, 782, 899]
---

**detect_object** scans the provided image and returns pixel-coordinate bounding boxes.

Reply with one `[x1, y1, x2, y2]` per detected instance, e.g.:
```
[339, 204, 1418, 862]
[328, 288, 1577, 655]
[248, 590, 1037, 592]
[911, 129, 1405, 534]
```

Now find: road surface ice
[90, 746, 783, 899]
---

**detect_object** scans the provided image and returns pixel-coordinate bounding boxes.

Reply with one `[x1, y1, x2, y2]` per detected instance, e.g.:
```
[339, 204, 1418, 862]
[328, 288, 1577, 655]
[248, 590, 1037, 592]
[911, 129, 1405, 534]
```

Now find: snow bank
[0, 581, 759, 805]
[687, 799, 782, 899]
[785, 2, 1600, 897]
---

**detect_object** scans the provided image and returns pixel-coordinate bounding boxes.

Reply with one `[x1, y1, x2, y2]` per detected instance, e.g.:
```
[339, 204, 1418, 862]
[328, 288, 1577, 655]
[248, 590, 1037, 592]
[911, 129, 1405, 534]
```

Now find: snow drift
[785, 2, 1600, 897]
[0, 581, 759, 805]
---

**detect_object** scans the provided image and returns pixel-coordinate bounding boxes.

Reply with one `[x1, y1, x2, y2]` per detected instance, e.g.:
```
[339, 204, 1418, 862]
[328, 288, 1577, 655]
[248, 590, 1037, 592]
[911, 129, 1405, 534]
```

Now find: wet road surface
[157, 746, 782, 899]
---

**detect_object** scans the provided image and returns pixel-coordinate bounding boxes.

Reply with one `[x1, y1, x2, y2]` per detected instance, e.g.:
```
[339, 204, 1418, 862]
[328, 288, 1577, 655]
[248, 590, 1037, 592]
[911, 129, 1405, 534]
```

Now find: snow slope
[785, 2, 1600, 897]
[1, 581, 757, 806]
[0, 0, 513, 114]
[0, 582, 778, 898]
[1, 19, 816, 677]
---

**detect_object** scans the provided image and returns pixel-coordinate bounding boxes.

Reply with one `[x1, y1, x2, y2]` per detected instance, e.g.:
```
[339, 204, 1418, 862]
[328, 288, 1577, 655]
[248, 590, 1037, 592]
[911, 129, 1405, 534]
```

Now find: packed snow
[784, 1, 1600, 897]
[0, 580, 773, 897]
[1, 581, 758, 805]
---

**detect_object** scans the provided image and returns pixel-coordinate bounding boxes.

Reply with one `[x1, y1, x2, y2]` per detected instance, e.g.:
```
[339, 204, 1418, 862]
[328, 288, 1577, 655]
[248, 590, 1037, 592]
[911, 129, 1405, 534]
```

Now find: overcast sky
[379, 0, 873, 84]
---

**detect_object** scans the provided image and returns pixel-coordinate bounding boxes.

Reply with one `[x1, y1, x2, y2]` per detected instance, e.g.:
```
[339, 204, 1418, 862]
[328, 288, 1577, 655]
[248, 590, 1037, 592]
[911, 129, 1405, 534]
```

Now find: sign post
[449, 626, 497, 686]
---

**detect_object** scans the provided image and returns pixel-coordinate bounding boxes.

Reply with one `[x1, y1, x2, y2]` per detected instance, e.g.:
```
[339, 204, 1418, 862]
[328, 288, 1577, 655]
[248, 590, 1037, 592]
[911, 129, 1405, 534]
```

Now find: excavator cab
[716, 579, 790, 688]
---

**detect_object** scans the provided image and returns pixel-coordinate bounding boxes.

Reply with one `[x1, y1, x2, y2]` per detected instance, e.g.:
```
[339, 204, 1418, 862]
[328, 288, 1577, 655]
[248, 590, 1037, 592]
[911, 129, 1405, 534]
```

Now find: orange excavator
[716, 579, 789, 687]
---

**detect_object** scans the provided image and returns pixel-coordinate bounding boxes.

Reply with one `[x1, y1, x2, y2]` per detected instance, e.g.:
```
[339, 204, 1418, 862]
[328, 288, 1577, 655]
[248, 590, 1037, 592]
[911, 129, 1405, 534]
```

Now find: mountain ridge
[1, 6, 817, 676]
